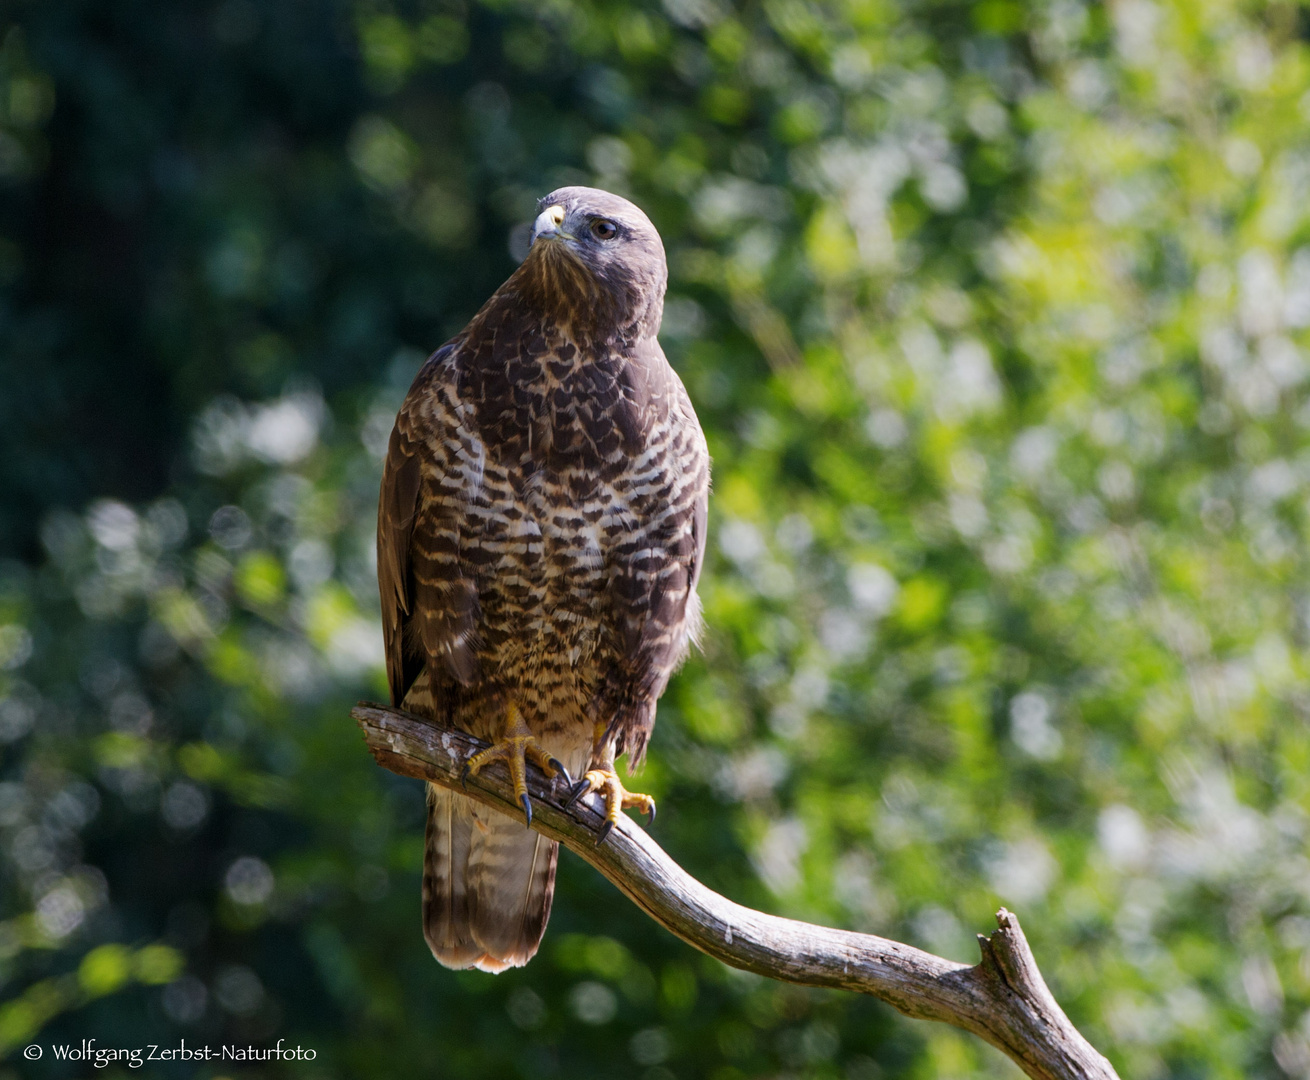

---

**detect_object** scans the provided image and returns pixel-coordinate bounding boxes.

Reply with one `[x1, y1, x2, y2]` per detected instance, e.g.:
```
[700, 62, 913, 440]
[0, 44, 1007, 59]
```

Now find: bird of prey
[377, 187, 710, 972]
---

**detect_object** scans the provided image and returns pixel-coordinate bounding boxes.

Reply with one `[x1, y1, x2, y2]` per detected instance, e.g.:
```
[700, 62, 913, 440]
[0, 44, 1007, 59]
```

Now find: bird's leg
[564, 722, 656, 845]
[461, 703, 570, 827]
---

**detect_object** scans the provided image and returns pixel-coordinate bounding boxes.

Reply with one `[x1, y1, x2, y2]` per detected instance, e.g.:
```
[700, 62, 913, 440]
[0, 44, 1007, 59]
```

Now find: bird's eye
[591, 219, 619, 240]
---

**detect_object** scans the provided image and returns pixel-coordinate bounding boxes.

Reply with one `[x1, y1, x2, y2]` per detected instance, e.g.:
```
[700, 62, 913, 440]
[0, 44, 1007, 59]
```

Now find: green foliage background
[2, 0, 1310, 1076]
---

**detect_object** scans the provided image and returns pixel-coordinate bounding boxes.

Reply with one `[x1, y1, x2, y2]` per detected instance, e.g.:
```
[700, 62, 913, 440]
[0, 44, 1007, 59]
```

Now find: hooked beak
[531, 204, 571, 246]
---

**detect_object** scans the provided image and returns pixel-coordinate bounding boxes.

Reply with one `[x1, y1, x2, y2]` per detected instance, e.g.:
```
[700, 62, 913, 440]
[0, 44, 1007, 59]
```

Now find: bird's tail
[422, 783, 558, 972]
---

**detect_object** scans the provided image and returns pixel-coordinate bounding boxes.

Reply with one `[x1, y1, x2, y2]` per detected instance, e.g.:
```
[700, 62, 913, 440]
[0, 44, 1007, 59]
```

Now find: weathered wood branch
[352, 703, 1119, 1080]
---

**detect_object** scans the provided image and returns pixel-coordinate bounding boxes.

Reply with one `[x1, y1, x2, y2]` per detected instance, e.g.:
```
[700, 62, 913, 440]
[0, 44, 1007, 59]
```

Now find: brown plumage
[377, 187, 709, 972]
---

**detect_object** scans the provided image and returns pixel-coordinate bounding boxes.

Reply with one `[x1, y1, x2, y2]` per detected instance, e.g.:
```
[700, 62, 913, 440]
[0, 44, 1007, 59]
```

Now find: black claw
[520, 793, 533, 828]
[460, 763, 471, 788]
[548, 758, 573, 787]
[646, 803, 656, 827]
[564, 779, 590, 810]
[595, 820, 614, 846]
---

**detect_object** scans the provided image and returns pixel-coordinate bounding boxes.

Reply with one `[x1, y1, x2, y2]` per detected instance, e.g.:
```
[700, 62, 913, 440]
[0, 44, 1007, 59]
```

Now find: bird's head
[519, 186, 667, 341]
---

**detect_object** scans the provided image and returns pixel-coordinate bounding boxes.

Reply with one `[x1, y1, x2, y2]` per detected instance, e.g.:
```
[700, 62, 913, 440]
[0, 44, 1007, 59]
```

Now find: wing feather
[376, 342, 481, 706]
[379, 423, 423, 706]
[598, 351, 710, 763]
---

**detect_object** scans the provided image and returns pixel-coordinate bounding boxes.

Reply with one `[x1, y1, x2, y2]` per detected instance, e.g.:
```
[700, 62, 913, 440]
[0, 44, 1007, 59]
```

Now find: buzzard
[377, 187, 710, 972]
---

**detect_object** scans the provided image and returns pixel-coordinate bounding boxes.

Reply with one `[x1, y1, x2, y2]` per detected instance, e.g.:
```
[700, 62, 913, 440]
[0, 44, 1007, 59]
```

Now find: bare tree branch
[352, 702, 1120, 1080]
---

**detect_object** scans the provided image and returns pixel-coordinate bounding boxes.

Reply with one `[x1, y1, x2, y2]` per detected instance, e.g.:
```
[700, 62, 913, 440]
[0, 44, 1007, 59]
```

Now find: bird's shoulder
[390, 340, 482, 458]
[630, 337, 709, 461]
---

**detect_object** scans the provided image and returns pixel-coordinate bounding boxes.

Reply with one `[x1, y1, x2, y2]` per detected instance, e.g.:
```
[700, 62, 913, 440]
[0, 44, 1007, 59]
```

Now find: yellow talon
[460, 704, 568, 827]
[564, 766, 656, 844]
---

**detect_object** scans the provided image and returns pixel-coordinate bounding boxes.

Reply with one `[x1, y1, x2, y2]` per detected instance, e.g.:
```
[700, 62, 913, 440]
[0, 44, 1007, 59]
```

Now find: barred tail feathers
[466, 803, 559, 970]
[422, 783, 483, 969]
[412, 662, 588, 972]
[422, 784, 558, 973]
